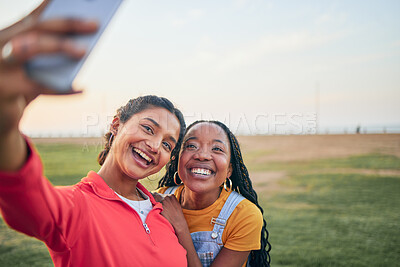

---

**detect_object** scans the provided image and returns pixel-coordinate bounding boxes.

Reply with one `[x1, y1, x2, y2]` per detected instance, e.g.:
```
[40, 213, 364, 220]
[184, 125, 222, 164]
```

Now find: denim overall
[164, 186, 246, 267]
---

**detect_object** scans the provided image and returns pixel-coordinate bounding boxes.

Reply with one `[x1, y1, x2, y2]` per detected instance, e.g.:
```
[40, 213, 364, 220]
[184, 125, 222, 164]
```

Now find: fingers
[3, 4, 98, 36]
[2, 33, 86, 65]
[152, 192, 166, 202]
[33, 18, 98, 34]
[0, 17, 99, 65]
[162, 195, 180, 207]
[0, 66, 82, 104]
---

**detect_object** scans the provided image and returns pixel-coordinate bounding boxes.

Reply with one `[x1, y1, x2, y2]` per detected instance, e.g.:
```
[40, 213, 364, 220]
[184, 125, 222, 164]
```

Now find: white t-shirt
[115, 188, 153, 223]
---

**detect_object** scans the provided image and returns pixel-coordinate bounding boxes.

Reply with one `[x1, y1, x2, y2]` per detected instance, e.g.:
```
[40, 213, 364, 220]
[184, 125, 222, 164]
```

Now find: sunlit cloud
[186, 30, 348, 73]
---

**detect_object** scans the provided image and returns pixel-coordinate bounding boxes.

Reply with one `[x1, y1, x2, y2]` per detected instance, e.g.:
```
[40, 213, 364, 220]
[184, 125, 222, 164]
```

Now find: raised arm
[0, 1, 97, 171]
[0, 2, 98, 249]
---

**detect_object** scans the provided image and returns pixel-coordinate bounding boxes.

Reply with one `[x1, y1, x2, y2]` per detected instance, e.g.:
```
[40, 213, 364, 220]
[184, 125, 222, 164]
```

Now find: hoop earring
[224, 177, 232, 192]
[174, 172, 182, 185]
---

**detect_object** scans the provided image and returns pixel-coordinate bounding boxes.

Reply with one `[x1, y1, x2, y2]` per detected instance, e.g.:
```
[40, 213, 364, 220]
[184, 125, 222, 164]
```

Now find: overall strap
[211, 191, 245, 245]
[164, 185, 179, 195]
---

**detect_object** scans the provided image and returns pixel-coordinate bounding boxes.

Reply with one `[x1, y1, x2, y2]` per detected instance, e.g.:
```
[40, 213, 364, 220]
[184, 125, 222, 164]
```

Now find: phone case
[25, 0, 123, 91]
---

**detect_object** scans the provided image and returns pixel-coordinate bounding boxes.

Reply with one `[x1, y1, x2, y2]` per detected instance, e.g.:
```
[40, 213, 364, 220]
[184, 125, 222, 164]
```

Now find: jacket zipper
[143, 222, 151, 234]
[112, 196, 160, 245]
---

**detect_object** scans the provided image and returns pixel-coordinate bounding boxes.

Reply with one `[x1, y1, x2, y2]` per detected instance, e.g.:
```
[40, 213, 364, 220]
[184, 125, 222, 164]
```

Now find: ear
[110, 117, 120, 136]
[227, 163, 233, 178]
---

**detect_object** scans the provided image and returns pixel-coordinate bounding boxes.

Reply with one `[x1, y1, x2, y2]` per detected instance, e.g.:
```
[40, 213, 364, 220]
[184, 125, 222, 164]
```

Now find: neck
[97, 156, 139, 200]
[181, 187, 222, 210]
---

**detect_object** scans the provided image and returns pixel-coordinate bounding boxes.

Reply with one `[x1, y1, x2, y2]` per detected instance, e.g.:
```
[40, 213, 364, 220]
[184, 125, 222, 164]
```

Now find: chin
[185, 183, 210, 194]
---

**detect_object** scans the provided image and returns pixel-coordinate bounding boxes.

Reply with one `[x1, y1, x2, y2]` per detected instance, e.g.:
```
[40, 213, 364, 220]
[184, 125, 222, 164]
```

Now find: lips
[131, 146, 154, 167]
[188, 165, 215, 178]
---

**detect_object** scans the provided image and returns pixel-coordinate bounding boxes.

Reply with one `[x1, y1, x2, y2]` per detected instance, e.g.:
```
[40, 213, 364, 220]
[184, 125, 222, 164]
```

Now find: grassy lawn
[265, 173, 400, 266]
[1, 141, 399, 266]
[245, 152, 400, 172]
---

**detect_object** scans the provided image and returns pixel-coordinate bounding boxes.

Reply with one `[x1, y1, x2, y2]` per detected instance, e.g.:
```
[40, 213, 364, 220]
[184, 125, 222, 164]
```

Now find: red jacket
[0, 141, 187, 267]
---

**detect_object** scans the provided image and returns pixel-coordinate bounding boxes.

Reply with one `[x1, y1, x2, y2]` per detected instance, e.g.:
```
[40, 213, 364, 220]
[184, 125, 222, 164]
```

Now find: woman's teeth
[133, 148, 152, 163]
[191, 168, 212, 176]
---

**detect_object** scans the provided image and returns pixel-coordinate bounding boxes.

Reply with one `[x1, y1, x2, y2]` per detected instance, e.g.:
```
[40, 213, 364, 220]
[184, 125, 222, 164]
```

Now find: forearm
[175, 226, 203, 267]
[0, 95, 28, 171]
[0, 144, 80, 250]
[0, 129, 27, 171]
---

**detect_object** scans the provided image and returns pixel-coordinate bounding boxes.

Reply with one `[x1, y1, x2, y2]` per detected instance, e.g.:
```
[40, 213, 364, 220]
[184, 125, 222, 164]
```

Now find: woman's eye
[185, 144, 197, 150]
[142, 125, 154, 134]
[162, 141, 172, 152]
[213, 147, 224, 152]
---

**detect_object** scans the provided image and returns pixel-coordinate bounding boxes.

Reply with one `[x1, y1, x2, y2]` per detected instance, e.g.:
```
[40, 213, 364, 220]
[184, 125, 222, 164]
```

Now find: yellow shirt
[157, 185, 262, 252]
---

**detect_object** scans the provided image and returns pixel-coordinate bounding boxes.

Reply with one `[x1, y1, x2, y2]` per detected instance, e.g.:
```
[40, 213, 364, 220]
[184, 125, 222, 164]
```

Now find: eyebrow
[169, 136, 177, 145]
[143, 118, 177, 145]
[143, 118, 160, 128]
[183, 136, 227, 146]
[184, 136, 197, 143]
[213, 139, 226, 146]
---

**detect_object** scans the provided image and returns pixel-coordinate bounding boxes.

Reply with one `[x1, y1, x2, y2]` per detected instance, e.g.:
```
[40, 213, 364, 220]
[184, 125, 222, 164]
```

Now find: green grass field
[1, 137, 399, 266]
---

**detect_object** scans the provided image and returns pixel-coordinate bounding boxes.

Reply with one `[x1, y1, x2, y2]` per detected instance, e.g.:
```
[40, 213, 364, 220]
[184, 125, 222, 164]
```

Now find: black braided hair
[158, 120, 271, 266]
[98, 95, 186, 166]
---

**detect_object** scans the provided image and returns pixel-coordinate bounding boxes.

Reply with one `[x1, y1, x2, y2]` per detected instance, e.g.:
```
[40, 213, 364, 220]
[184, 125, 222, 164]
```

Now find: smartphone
[25, 0, 124, 92]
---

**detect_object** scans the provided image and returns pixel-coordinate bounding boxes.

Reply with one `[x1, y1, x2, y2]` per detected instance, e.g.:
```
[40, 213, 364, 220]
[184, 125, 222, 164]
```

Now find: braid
[228, 130, 271, 266]
[158, 120, 271, 266]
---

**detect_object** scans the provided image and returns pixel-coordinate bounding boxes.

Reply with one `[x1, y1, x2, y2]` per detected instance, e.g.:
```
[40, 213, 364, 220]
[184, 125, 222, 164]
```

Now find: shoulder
[222, 194, 263, 251]
[221, 191, 262, 220]
[231, 197, 263, 225]
[236, 197, 262, 215]
[156, 185, 183, 195]
[221, 191, 263, 232]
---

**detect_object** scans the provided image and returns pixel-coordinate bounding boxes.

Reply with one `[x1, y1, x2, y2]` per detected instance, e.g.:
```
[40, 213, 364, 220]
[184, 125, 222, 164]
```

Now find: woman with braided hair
[157, 120, 271, 267]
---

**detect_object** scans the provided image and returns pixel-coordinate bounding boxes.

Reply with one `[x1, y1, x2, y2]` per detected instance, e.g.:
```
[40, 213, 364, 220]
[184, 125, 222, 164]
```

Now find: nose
[194, 148, 212, 161]
[145, 137, 162, 154]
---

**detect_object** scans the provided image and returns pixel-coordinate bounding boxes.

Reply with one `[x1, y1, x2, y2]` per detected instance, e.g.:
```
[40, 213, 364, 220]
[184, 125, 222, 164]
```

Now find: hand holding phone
[0, 3, 96, 103]
[0, 1, 110, 166]
[25, 0, 123, 92]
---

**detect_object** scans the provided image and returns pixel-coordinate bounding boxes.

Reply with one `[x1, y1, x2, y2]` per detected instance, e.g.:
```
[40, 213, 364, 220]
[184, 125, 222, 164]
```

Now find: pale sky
[1, 0, 399, 136]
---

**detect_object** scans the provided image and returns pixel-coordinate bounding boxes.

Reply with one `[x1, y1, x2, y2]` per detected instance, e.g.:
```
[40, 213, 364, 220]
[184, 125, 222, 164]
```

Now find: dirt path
[250, 168, 400, 195]
[238, 134, 400, 162]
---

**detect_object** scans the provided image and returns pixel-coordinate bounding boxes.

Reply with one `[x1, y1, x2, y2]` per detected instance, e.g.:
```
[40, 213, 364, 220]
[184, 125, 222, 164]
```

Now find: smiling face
[111, 106, 180, 180]
[178, 122, 232, 195]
